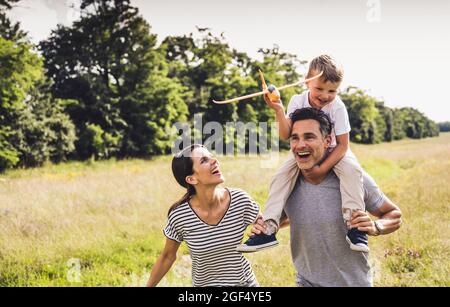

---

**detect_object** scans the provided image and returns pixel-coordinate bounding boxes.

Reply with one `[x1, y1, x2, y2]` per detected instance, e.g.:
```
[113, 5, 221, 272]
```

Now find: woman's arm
[147, 238, 181, 287]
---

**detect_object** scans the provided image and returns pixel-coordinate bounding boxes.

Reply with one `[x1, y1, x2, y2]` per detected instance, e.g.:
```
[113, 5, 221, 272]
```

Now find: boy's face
[306, 70, 341, 109]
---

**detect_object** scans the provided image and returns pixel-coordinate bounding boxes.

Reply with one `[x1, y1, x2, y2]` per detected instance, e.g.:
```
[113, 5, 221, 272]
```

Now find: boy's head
[305, 54, 343, 109]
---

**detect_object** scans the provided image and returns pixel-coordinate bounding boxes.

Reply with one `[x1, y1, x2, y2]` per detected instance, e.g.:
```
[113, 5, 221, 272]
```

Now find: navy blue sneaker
[346, 228, 370, 253]
[236, 233, 279, 253]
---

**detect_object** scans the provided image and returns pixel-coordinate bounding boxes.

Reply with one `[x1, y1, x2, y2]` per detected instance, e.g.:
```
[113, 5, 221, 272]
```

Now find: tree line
[0, 0, 440, 172]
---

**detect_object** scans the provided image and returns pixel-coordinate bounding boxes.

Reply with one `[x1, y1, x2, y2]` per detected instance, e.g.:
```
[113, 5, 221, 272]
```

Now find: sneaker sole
[236, 241, 279, 253]
[346, 236, 370, 253]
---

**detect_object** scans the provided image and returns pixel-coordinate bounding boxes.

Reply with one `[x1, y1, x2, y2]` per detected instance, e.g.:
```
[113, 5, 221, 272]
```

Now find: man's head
[289, 108, 333, 170]
[306, 54, 343, 109]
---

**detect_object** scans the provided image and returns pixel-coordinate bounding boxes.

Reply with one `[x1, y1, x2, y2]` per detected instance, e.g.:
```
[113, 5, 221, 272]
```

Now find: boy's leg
[333, 150, 369, 252]
[236, 153, 299, 253]
[333, 150, 365, 225]
[262, 152, 300, 233]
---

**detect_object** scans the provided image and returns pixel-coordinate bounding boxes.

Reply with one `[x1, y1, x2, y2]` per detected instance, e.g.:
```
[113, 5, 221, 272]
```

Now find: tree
[160, 35, 305, 152]
[40, 0, 189, 159]
[439, 122, 450, 132]
[0, 37, 41, 170]
[398, 107, 438, 139]
[340, 87, 385, 144]
[0, 3, 76, 171]
[376, 102, 394, 142]
[0, 0, 26, 41]
[12, 79, 77, 167]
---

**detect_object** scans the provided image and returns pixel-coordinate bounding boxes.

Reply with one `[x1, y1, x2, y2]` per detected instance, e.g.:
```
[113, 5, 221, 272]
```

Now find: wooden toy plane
[212, 70, 323, 104]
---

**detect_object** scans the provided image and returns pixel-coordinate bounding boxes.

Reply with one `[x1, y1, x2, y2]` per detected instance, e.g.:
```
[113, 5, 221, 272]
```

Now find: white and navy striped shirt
[164, 188, 260, 287]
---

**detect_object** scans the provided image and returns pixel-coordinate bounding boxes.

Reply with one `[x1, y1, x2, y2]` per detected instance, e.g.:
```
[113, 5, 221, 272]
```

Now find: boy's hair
[306, 54, 343, 83]
[289, 107, 333, 137]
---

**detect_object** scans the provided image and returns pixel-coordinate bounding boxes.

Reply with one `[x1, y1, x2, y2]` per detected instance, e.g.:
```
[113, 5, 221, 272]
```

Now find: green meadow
[0, 133, 449, 286]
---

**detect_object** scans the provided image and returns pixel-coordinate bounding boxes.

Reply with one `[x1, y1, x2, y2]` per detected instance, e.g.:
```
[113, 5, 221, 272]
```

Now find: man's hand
[248, 215, 267, 236]
[263, 93, 284, 112]
[350, 210, 378, 236]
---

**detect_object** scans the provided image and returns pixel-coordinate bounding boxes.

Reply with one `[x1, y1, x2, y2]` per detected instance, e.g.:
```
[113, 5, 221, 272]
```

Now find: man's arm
[249, 213, 290, 236]
[350, 196, 402, 236]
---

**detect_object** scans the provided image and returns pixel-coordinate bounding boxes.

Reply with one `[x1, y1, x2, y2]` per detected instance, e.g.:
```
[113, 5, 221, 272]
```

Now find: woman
[147, 144, 260, 287]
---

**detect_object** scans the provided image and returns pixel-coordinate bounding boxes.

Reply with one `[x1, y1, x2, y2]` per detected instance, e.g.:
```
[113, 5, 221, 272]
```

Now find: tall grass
[1, 134, 449, 286]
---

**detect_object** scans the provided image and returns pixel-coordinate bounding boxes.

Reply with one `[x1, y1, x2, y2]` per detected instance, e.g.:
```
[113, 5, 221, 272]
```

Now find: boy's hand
[264, 93, 284, 112]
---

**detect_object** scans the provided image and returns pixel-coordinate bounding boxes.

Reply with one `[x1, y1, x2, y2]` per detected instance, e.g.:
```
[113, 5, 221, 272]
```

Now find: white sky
[8, 0, 450, 122]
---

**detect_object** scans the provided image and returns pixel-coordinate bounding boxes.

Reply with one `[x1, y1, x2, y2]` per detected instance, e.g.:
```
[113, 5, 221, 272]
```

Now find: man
[251, 107, 402, 287]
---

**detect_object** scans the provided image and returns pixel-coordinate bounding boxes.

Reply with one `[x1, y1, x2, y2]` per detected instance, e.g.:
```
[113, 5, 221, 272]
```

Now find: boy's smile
[306, 70, 341, 109]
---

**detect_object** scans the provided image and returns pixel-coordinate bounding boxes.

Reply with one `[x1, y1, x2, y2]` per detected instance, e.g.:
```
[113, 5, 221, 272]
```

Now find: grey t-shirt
[284, 171, 385, 287]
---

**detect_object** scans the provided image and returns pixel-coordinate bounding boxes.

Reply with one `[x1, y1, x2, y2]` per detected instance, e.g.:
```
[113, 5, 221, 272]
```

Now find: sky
[8, 0, 450, 122]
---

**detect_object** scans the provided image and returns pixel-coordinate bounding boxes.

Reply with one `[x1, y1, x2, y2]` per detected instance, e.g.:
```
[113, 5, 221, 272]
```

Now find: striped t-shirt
[164, 188, 259, 287]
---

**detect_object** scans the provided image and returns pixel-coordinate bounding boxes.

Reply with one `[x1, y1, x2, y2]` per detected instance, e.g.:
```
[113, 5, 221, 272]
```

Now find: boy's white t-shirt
[286, 91, 351, 148]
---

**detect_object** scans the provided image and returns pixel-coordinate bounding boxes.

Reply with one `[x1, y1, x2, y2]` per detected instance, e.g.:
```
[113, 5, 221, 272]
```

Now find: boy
[237, 54, 370, 253]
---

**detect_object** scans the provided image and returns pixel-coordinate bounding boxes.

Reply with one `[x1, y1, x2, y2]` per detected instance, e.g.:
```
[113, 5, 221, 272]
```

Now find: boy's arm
[303, 133, 349, 182]
[319, 133, 349, 174]
[264, 94, 292, 141]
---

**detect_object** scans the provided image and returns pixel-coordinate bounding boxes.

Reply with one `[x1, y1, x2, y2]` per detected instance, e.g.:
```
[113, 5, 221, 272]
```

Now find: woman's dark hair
[168, 144, 204, 216]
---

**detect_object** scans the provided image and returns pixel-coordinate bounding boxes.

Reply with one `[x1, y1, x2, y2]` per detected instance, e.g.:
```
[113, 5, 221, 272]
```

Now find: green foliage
[79, 123, 119, 160]
[398, 107, 439, 139]
[438, 122, 450, 132]
[160, 34, 303, 152]
[40, 0, 188, 159]
[340, 87, 385, 144]
[0, 25, 76, 171]
[340, 87, 439, 144]
[0, 0, 26, 41]
[0, 128, 19, 170]
[0, 0, 442, 170]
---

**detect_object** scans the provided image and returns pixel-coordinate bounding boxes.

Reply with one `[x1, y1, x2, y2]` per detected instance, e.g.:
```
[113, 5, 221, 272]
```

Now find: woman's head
[169, 145, 224, 214]
[172, 144, 224, 189]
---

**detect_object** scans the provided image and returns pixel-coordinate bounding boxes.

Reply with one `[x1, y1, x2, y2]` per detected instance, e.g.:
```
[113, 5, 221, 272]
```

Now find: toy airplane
[212, 70, 323, 104]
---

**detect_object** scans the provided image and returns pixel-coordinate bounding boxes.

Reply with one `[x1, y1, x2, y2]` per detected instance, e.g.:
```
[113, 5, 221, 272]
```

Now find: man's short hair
[307, 54, 343, 83]
[289, 108, 333, 137]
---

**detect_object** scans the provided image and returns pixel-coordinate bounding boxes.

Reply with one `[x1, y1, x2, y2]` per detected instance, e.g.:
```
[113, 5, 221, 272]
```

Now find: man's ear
[186, 175, 197, 186]
[324, 134, 332, 149]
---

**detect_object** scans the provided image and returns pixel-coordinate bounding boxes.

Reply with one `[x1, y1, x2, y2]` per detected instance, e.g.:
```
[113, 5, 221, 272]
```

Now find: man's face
[290, 119, 331, 170]
[306, 70, 341, 109]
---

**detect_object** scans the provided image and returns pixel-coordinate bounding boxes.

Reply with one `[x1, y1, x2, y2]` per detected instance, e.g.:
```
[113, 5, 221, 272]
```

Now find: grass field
[0, 133, 449, 287]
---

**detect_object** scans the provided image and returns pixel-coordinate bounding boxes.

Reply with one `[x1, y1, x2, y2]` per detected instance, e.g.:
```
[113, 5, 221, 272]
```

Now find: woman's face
[187, 147, 224, 187]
